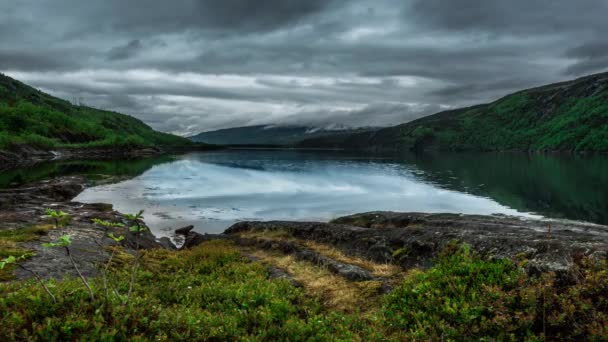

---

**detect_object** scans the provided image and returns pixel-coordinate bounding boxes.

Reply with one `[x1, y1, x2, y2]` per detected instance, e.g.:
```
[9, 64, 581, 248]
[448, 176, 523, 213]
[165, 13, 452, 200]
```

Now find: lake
[2, 150, 607, 238]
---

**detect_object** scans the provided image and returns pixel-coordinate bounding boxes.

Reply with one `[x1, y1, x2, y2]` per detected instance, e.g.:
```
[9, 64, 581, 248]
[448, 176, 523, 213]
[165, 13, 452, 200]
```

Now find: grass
[0, 241, 377, 341]
[1, 236, 607, 340]
[246, 248, 385, 314]
[237, 229, 402, 278]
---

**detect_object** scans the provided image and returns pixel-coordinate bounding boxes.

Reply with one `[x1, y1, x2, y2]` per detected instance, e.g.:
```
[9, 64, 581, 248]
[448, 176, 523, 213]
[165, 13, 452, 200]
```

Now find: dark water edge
[1, 150, 607, 226]
[394, 151, 608, 225]
[0, 155, 177, 188]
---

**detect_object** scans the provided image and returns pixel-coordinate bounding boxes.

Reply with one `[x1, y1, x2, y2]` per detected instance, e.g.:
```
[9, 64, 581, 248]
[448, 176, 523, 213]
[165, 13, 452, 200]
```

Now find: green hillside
[299, 72, 608, 152]
[0, 73, 192, 150]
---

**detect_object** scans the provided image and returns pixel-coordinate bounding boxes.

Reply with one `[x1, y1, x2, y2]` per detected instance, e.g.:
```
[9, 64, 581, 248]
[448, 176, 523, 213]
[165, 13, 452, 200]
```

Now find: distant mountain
[298, 72, 608, 152]
[189, 125, 378, 146]
[0, 73, 193, 151]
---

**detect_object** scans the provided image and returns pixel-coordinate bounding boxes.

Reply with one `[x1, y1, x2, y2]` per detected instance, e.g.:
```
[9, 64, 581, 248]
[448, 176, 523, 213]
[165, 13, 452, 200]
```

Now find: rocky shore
[0, 146, 165, 171]
[0, 144, 220, 171]
[0, 176, 168, 280]
[2, 175, 608, 284]
[182, 212, 608, 283]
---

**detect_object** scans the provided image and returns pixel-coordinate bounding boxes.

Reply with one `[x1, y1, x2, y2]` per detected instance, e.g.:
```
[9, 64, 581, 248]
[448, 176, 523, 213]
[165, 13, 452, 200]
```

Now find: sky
[1, 0, 608, 136]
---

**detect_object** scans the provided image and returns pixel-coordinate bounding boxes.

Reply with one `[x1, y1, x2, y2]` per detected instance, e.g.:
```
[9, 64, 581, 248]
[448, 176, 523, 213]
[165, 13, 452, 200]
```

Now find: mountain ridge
[298, 71, 608, 152]
[189, 124, 378, 146]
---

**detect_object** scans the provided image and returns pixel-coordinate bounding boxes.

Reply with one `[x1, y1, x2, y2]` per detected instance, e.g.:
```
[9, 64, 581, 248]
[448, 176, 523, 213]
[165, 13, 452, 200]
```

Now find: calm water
[59, 150, 606, 238]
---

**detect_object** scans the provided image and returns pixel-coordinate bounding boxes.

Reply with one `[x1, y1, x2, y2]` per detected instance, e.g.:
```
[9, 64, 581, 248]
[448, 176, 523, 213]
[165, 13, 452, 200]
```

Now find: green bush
[382, 244, 608, 341]
[383, 244, 539, 340]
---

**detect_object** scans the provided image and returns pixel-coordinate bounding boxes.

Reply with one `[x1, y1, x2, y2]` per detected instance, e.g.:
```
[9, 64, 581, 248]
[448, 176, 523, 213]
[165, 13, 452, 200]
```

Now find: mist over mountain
[189, 124, 378, 146]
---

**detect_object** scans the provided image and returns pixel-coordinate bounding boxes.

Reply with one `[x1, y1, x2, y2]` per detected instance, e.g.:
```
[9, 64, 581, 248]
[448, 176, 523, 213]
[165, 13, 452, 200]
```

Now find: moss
[0, 224, 53, 243]
[0, 225, 53, 281]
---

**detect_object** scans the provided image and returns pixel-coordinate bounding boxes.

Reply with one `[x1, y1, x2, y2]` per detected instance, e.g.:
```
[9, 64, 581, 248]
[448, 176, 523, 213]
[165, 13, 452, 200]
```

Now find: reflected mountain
[0, 156, 175, 188]
[398, 152, 608, 225]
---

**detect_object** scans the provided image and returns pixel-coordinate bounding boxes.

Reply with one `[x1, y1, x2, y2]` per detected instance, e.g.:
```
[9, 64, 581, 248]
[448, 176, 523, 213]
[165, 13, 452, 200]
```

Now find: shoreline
[0, 144, 221, 171]
[2, 175, 607, 282]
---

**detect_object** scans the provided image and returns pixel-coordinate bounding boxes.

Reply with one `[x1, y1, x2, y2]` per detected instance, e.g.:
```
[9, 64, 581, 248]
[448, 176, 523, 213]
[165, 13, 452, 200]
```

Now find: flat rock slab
[236, 237, 375, 281]
[224, 211, 608, 277]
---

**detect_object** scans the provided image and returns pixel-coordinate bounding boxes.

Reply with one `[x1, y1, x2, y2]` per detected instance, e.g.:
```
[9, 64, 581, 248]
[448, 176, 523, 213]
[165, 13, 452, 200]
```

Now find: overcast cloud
[1, 0, 607, 135]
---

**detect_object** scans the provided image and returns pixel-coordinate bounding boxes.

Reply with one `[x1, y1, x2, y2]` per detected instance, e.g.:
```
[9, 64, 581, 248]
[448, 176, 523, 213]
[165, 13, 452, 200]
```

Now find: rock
[246, 255, 302, 287]
[175, 225, 194, 235]
[181, 232, 228, 250]
[233, 237, 375, 281]
[0, 176, 86, 208]
[223, 212, 608, 279]
[266, 265, 302, 287]
[1, 176, 165, 281]
[158, 237, 177, 250]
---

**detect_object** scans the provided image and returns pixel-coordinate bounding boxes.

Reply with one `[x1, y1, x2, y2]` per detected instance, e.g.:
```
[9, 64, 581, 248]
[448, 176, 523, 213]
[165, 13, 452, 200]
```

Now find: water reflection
[74, 151, 539, 236]
[3, 150, 605, 238]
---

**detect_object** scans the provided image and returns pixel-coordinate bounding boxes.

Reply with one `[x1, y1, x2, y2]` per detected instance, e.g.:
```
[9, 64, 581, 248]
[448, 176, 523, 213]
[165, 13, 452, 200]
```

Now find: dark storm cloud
[36, 0, 334, 37]
[105, 0, 332, 33]
[0, 50, 80, 72]
[564, 42, 608, 76]
[1, 0, 608, 134]
[407, 0, 608, 35]
[107, 40, 143, 61]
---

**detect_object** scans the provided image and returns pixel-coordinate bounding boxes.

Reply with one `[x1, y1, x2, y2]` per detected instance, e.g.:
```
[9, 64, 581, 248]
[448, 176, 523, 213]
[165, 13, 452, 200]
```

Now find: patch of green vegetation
[382, 244, 608, 340]
[392, 90, 608, 152]
[0, 73, 194, 151]
[0, 225, 53, 243]
[0, 225, 53, 280]
[0, 241, 375, 341]
[1, 237, 607, 340]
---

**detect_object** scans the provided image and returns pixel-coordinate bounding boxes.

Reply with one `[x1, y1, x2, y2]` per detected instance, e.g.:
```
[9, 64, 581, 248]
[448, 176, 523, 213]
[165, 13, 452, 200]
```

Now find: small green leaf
[108, 233, 125, 242]
[0, 256, 17, 269]
[125, 209, 145, 221]
[43, 235, 72, 248]
[93, 218, 125, 228]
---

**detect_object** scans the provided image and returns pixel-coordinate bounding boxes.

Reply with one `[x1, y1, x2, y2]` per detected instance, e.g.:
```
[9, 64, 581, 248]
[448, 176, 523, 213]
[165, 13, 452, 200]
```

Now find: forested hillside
[0, 73, 192, 150]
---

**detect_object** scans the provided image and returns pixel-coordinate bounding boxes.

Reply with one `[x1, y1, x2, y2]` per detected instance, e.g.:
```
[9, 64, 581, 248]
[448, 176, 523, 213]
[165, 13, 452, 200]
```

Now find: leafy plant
[124, 210, 146, 304]
[43, 233, 94, 301]
[44, 208, 70, 229]
[92, 218, 126, 302]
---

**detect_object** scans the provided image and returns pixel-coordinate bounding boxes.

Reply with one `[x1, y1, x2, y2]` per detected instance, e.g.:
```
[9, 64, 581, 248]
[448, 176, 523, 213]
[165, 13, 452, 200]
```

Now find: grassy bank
[1, 239, 607, 340]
